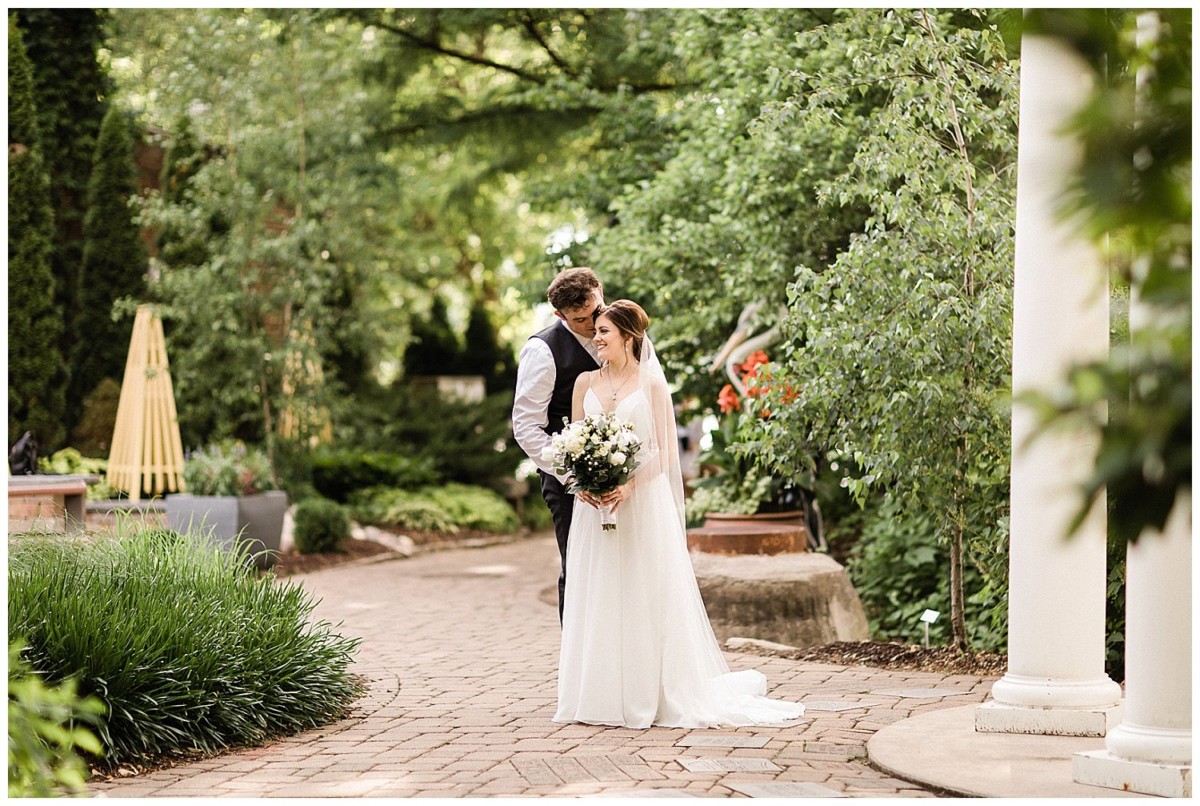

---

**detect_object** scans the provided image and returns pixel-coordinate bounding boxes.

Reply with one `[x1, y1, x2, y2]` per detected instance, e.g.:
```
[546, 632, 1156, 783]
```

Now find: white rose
[596, 443, 610, 456]
[610, 451, 627, 466]
[541, 446, 556, 462]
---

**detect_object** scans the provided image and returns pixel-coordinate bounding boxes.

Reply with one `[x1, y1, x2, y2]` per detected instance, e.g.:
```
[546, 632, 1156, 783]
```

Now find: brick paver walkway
[91, 535, 998, 798]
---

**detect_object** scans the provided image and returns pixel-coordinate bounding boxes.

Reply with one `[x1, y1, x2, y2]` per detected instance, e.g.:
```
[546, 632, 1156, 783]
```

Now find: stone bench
[8, 475, 91, 534]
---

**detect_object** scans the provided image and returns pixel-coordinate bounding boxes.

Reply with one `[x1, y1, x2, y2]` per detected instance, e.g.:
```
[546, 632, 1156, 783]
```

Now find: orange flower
[718, 383, 740, 414]
[739, 350, 770, 376]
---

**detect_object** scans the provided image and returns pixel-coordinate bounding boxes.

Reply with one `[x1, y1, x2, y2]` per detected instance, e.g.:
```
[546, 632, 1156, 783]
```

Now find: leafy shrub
[311, 449, 438, 503]
[8, 526, 361, 764]
[183, 440, 274, 496]
[349, 483, 518, 534]
[37, 447, 107, 476]
[521, 493, 555, 531]
[846, 497, 1004, 652]
[349, 487, 459, 533]
[8, 640, 105, 797]
[423, 483, 519, 533]
[292, 499, 351, 554]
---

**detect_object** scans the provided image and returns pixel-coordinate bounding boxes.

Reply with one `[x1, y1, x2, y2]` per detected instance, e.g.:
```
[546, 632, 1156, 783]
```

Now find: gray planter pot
[165, 490, 288, 568]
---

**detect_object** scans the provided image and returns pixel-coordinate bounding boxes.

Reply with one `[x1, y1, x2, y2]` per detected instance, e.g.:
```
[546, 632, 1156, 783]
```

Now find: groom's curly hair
[547, 267, 601, 312]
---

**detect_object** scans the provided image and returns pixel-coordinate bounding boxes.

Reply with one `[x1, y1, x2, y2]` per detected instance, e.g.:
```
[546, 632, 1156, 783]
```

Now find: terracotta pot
[687, 523, 807, 555]
[702, 510, 805, 529]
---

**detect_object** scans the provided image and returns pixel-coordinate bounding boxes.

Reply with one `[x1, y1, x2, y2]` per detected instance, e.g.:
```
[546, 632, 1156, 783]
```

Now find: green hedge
[350, 482, 518, 534]
[311, 449, 439, 503]
[8, 526, 361, 764]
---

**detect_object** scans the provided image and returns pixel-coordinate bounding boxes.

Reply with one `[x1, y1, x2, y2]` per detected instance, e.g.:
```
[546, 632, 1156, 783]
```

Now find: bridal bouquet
[544, 412, 641, 531]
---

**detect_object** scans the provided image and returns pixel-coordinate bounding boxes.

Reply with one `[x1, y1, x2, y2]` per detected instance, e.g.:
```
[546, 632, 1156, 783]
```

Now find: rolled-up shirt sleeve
[513, 338, 564, 481]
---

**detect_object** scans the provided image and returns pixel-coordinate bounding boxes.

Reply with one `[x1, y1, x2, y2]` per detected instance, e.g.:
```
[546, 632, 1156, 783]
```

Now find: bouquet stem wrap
[598, 503, 617, 531]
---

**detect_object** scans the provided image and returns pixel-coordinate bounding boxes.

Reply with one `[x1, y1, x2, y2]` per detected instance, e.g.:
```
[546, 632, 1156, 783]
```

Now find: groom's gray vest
[532, 323, 599, 435]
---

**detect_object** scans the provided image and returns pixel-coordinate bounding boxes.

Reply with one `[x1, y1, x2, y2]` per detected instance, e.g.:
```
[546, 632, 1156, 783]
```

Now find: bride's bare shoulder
[574, 369, 601, 390]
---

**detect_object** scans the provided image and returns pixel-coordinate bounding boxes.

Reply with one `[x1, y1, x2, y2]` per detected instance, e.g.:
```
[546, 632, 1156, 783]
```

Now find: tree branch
[372, 15, 690, 96]
[387, 103, 604, 137]
[520, 13, 576, 76]
[373, 19, 548, 84]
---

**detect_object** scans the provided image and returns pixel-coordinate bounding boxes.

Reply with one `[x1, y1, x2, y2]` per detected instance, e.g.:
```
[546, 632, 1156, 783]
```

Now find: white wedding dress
[554, 375, 806, 729]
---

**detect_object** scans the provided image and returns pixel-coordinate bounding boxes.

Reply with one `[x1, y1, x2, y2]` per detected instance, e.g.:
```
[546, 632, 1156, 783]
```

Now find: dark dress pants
[539, 470, 575, 625]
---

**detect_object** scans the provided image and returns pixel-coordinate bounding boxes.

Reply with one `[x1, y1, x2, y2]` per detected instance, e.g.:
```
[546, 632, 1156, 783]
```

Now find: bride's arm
[570, 373, 601, 508]
[570, 372, 590, 423]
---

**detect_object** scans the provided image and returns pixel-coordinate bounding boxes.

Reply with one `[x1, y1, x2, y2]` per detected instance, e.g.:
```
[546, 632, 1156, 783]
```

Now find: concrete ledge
[867, 704, 1149, 798]
[1074, 749, 1192, 798]
[976, 698, 1124, 737]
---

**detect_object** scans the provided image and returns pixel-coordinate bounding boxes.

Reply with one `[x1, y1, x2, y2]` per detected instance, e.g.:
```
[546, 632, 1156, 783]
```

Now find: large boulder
[691, 551, 870, 648]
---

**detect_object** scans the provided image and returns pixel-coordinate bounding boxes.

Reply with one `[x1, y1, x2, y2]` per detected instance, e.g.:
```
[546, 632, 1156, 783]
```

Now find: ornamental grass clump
[8, 525, 361, 765]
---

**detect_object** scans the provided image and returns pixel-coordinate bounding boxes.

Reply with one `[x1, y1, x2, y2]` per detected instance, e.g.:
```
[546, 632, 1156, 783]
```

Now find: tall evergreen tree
[15, 9, 110, 425]
[404, 296, 462, 377]
[8, 15, 67, 449]
[69, 105, 149, 413]
[462, 301, 515, 393]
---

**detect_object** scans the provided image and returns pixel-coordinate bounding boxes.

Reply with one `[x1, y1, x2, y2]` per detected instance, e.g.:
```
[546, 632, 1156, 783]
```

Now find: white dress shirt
[513, 320, 600, 483]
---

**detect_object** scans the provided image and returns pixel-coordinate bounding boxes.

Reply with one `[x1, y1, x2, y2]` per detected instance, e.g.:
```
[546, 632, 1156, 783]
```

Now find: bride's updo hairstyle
[599, 299, 649, 361]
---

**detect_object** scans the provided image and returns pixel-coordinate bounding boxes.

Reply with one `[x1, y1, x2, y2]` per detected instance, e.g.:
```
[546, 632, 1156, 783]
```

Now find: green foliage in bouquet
[8, 526, 361, 764]
[548, 412, 641, 497]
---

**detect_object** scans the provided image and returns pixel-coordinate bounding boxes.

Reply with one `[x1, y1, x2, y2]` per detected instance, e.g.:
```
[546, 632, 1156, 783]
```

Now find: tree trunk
[950, 519, 969, 652]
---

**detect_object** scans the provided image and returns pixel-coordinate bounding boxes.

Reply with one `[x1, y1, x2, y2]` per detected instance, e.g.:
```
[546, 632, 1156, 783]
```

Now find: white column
[1074, 16, 1191, 789]
[975, 31, 1122, 737]
[1073, 494, 1192, 795]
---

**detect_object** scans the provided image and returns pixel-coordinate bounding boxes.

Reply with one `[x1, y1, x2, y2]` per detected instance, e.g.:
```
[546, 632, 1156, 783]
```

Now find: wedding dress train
[554, 385, 805, 728]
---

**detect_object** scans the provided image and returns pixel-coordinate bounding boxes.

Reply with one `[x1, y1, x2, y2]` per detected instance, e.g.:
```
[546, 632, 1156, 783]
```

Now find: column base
[1073, 749, 1192, 797]
[976, 700, 1123, 737]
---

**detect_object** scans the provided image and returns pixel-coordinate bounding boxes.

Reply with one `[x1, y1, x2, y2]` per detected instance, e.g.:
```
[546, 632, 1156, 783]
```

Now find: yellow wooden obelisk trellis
[107, 305, 186, 501]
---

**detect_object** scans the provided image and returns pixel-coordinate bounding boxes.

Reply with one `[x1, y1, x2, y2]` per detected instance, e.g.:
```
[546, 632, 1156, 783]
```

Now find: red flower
[718, 383, 740, 414]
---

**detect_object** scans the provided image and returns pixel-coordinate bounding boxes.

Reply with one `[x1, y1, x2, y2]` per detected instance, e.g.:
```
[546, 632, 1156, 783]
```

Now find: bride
[553, 299, 806, 729]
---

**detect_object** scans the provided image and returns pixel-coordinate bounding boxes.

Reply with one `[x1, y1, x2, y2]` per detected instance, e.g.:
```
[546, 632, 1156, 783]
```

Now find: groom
[513, 267, 604, 624]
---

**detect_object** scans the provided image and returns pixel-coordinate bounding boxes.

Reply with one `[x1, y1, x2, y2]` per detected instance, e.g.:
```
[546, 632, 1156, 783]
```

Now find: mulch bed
[734, 639, 1008, 677]
[269, 538, 398, 576]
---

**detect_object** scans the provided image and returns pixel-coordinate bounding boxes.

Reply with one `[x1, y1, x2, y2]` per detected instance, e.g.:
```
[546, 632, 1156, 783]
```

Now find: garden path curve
[91, 534, 996, 798]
